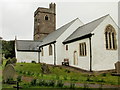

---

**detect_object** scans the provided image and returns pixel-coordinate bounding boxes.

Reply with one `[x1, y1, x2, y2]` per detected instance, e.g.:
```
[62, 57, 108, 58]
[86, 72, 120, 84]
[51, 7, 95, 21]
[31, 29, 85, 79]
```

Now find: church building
[15, 3, 119, 71]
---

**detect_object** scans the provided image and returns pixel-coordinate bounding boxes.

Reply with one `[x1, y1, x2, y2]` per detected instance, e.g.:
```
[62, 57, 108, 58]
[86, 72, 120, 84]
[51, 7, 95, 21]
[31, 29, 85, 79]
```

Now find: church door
[74, 51, 78, 65]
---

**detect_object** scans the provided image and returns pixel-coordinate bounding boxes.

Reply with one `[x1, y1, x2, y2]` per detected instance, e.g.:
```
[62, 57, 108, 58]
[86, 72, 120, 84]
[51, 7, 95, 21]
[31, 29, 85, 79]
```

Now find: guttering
[89, 33, 94, 72]
[63, 34, 92, 44]
[17, 49, 40, 52]
[39, 41, 56, 48]
[54, 43, 56, 65]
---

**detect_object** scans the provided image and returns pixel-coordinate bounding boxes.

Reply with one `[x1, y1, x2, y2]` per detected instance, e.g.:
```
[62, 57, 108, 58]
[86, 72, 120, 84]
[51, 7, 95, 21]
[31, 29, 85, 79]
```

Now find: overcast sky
[0, 0, 119, 40]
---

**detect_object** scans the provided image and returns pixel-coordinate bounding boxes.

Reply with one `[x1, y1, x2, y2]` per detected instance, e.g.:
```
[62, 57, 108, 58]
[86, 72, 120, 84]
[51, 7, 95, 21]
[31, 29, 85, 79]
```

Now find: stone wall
[34, 3, 56, 40]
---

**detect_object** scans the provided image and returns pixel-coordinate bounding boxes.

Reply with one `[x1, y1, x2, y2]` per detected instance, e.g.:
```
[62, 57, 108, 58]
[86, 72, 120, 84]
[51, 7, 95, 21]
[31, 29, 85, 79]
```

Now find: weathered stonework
[34, 3, 56, 40]
[115, 61, 120, 74]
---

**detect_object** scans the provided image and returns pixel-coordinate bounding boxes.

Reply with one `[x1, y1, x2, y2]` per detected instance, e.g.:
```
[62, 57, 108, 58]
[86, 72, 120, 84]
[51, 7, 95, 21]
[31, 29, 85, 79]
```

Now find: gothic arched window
[105, 24, 117, 50]
[49, 45, 52, 55]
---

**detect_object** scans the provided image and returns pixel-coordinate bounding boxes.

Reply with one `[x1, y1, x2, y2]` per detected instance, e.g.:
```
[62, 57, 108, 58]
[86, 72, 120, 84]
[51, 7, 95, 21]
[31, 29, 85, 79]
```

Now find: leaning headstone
[3, 64, 16, 82]
[41, 63, 50, 74]
[115, 61, 120, 74]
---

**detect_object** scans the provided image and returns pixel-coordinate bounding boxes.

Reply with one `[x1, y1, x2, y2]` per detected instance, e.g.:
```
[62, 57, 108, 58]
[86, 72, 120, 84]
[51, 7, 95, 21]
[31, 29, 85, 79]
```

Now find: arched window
[41, 48, 44, 56]
[45, 15, 49, 20]
[105, 24, 117, 50]
[79, 42, 87, 56]
[49, 45, 52, 55]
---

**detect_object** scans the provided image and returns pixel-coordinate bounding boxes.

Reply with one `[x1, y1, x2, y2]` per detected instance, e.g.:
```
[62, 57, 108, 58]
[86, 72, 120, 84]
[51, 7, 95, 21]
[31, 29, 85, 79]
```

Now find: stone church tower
[34, 3, 56, 40]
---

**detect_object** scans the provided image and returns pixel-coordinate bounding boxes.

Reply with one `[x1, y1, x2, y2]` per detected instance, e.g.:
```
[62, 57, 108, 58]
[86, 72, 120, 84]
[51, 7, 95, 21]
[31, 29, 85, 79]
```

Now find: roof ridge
[56, 18, 79, 31]
[17, 40, 42, 42]
[77, 14, 109, 29]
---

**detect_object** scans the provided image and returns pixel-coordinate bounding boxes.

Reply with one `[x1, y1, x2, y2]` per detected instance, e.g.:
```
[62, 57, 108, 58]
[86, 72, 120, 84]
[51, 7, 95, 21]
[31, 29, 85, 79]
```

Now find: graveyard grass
[2, 60, 120, 88]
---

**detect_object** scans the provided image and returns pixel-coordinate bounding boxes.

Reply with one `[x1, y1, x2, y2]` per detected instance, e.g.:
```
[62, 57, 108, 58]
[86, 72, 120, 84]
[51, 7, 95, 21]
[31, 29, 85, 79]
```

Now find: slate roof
[39, 18, 79, 47]
[63, 14, 109, 44]
[16, 40, 42, 51]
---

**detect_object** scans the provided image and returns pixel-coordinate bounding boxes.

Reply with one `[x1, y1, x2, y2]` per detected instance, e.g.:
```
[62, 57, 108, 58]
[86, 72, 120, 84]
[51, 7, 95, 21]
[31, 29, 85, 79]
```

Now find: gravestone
[115, 61, 120, 74]
[3, 64, 16, 82]
[41, 63, 50, 74]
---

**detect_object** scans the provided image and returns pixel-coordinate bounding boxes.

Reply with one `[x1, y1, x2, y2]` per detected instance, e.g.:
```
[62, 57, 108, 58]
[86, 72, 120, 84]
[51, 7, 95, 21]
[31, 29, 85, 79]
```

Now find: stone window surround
[79, 42, 87, 56]
[105, 24, 117, 50]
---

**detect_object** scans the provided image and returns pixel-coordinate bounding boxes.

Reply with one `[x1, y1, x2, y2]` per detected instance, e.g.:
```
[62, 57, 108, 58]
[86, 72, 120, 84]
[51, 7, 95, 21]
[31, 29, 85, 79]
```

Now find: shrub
[6, 78, 16, 84]
[19, 70, 22, 74]
[11, 57, 17, 64]
[65, 69, 70, 73]
[55, 75, 59, 80]
[17, 75, 22, 82]
[56, 80, 64, 87]
[38, 79, 45, 86]
[48, 80, 55, 87]
[31, 79, 37, 86]
[70, 77, 78, 81]
[5, 57, 17, 67]
[70, 83, 75, 89]
[101, 73, 107, 77]
[97, 79, 105, 83]
[64, 76, 67, 80]
[31, 61, 36, 64]
[27, 71, 31, 75]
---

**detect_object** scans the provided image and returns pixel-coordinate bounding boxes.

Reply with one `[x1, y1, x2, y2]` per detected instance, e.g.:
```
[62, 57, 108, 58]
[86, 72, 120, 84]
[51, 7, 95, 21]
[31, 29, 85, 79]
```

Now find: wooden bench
[62, 59, 69, 66]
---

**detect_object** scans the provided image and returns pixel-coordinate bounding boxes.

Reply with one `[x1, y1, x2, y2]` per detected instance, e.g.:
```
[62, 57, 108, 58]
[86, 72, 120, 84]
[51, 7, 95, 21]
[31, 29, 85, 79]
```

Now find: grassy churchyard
[2, 59, 120, 89]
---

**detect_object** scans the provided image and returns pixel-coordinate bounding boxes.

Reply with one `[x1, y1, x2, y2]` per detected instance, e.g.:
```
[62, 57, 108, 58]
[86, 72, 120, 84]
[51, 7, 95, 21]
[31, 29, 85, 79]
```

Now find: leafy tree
[2, 40, 15, 59]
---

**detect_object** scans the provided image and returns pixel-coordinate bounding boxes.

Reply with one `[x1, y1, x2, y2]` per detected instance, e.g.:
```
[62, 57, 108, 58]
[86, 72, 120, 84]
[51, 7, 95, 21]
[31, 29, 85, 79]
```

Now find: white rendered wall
[40, 44, 54, 65]
[65, 38, 90, 71]
[91, 15, 118, 71]
[118, 28, 120, 61]
[16, 51, 38, 63]
[56, 19, 84, 65]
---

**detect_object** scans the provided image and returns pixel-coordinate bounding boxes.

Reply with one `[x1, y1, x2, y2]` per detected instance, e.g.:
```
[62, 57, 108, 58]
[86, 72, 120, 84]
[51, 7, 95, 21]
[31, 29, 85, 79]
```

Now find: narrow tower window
[45, 15, 49, 20]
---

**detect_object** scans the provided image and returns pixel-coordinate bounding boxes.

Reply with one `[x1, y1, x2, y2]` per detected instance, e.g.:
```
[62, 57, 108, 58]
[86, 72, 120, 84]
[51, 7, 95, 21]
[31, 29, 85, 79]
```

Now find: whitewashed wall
[56, 19, 84, 65]
[118, 27, 120, 61]
[65, 38, 90, 70]
[91, 15, 118, 71]
[40, 44, 55, 64]
[16, 51, 38, 63]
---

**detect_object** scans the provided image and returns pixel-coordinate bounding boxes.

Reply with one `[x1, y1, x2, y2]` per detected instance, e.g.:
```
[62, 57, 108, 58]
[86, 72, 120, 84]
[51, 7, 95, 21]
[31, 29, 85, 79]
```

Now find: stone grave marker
[115, 61, 120, 74]
[41, 63, 50, 74]
[3, 64, 16, 82]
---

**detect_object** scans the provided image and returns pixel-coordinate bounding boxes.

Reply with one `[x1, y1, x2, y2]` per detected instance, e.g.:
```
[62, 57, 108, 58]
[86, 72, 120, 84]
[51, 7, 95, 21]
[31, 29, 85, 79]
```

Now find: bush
[56, 80, 64, 87]
[70, 83, 75, 89]
[6, 78, 16, 84]
[11, 57, 17, 64]
[31, 61, 36, 64]
[49, 80, 55, 87]
[19, 70, 22, 74]
[31, 79, 37, 86]
[27, 71, 31, 75]
[55, 75, 59, 80]
[64, 76, 67, 80]
[101, 73, 107, 77]
[70, 77, 78, 81]
[22, 71, 26, 75]
[65, 69, 70, 73]
[38, 79, 45, 86]
[17, 75, 22, 82]
[5, 57, 17, 67]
